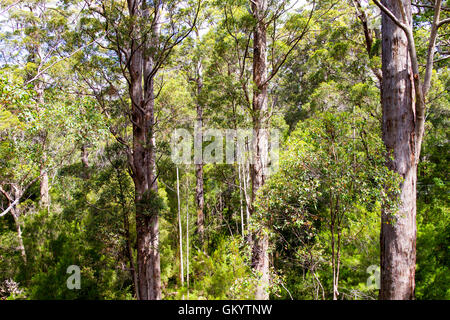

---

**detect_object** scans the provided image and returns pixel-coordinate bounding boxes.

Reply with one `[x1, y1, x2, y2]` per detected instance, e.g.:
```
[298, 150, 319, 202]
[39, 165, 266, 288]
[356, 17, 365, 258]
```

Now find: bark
[330, 197, 337, 300]
[243, 156, 251, 240]
[380, 0, 416, 300]
[128, 0, 161, 300]
[372, 0, 446, 300]
[194, 39, 205, 246]
[195, 158, 205, 245]
[250, 0, 270, 300]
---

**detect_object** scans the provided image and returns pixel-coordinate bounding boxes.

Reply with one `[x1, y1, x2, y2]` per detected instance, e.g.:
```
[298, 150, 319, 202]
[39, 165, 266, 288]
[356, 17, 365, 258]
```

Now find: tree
[0, 0, 448, 301]
[372, 0, 449, 299]
[245, 0, 316, 299]
[80, 0, 200, 299]
[0, 0, 72, 211]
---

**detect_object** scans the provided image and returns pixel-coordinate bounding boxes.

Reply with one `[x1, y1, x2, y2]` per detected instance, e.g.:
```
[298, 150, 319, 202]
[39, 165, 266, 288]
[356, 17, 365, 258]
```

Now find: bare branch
[372, 0, 409, 33]
[0, 0, 21, 15]
[351, 0, 382, 81]
[423, 0, 443, 96]
[0, 198, 19, 217]
[437, 17, 450, 27]
[412, 2, 450, 12]
[25, 36, 105, 85]
[265, 0, 316, 85]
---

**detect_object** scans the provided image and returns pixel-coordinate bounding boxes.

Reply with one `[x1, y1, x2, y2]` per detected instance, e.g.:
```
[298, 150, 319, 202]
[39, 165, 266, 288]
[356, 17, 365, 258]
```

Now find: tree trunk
[81, 145, 90, 179]
[195, 160, 205, 245]
[380, 0, 416, 300]
[243, 156, 251, 240]
[11, 186, 26, 264]
[11, 209, 26, 264]
[186, 181, 190, 299]
[36, 79, 49, 210]
[39, 164, 49, 210]
[128, 0, 161, 300]
[250, 0, 270, 300]
[27, 24, 50, 211]
[194, 42, 205, 246]
[176, 167, 184, 287]
[238, 163, 245, 237]
[133, 83, 161, 300]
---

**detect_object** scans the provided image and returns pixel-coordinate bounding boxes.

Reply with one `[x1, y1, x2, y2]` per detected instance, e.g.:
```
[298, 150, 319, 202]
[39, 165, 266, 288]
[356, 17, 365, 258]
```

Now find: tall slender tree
[373, 0, 449, 299]
[83, 0, 199, 299]
[249, 0, 270, 300]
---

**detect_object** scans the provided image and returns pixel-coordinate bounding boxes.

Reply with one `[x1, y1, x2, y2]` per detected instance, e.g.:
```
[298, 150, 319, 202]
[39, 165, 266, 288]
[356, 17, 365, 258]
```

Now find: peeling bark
[380, 0, 416, 300]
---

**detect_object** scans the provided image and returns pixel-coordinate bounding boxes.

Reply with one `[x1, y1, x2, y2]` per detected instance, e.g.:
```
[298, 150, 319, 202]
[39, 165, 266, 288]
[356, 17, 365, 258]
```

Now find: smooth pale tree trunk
[250, 0, 270, 300]
[26, 22, 49, 211]
[186, 182, 190, 299]
[243, 157, 251, 239]
[39, 163, 49, 210]
[380, 0, 416, 300]
[11, 208, 26, 264]
[238, 163, 245, 237]
[81, 145, 90, 179]
[0, 186, 26, 263]
[35, 72, 49, 210]
[11, 186, 26, 264]
[176, 167, 184, 288]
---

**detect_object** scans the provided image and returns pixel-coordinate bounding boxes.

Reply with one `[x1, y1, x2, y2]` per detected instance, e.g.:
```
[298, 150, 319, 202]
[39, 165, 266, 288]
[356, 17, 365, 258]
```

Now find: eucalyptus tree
[0, 0, 84, 268]
[358, 0, 449, 299]
[0, 0, 79, 210]
[216, 0, 326, 299]
[79, 0, 200, 299]
[178, 2, 215, 246]
[0, 73, 80, 266]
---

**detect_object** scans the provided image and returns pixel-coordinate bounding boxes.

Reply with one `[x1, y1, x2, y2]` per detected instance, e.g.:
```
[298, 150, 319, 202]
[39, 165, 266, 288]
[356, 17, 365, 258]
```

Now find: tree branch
[0, 198, 19, 217]
[437, 17, 450, 27]
[423, 0, 442, 96]
[372, 0, 409, 33]
[25, 35, 105, 85]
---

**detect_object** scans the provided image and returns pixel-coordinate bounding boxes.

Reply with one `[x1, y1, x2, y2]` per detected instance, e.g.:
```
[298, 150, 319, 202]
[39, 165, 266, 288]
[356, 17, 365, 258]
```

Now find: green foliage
[137, 189, 166, 218]
[255, 111, 400, 299]
[0, 0, 448, 301]
[415, 72, 450, 299]
[167, 236, 256, 300]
